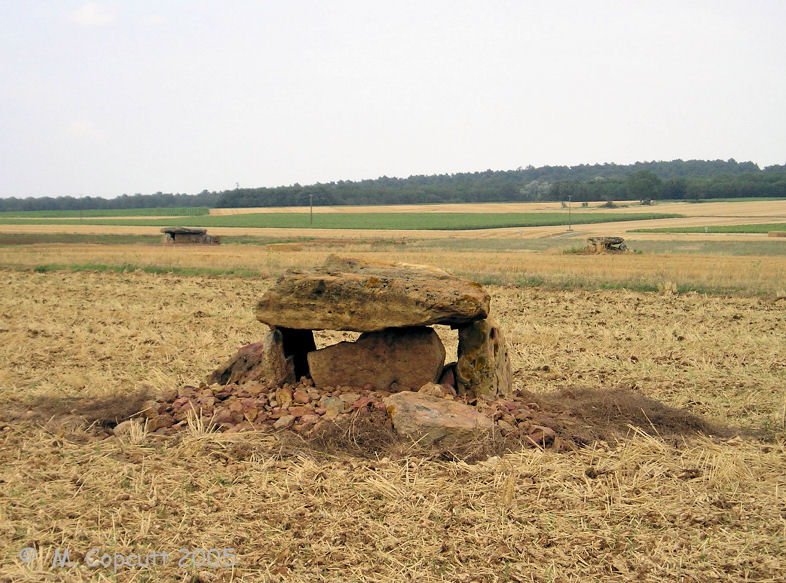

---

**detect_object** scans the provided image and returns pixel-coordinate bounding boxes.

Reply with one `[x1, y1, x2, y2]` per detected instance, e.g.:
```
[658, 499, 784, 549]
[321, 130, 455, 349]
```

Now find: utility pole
[567, 195, 573, 231]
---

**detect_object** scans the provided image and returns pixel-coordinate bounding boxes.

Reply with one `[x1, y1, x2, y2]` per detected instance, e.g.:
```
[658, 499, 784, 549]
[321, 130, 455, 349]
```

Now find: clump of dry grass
[0, 268, 784, 581]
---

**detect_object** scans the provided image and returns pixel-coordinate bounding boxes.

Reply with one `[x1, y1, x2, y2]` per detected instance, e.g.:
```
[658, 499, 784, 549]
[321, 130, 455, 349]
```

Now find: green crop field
[0, 233, 161, 246]
[0, 211, 681, 230]
[632, 222, 786, 234]
[0, 207, 209, 218]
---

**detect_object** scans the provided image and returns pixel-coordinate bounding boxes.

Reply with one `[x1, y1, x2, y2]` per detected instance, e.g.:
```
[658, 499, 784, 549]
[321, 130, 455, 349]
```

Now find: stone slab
[308, 326, 445, 390]
[255, 255, 490, 332]
[385, 391, 493, 447]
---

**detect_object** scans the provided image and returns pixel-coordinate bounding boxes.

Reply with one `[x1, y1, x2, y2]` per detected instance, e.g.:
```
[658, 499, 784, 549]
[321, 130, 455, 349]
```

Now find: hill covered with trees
[2, 159, 784, 212]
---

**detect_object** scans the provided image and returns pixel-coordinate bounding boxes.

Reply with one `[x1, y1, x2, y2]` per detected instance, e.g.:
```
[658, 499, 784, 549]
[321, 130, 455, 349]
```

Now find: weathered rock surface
[385, 391, 493, 447]
[255, 255, 490, 332]
[308, 326, 445, 390]
[456, 317, 513, 398]
[418, 382, 454, 398]
[207, 328, 295, 386]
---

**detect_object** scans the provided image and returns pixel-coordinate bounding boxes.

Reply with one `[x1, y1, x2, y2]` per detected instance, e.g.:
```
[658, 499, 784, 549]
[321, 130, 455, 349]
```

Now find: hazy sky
[1, 1, 784, 198]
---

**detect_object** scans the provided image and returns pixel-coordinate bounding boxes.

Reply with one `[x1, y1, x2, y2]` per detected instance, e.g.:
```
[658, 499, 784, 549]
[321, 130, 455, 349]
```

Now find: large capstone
[307, 326, 446, 390]
[456, 317, 513, 398]
[255, 255, 490, 332]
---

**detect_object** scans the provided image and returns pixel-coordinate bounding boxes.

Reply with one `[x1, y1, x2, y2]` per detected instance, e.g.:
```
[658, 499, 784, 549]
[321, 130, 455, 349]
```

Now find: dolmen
[161, 227, 219, 245]
[585, 236, 627, 253]
[206, 256, 515, 446]
[213, 255, 512, 399]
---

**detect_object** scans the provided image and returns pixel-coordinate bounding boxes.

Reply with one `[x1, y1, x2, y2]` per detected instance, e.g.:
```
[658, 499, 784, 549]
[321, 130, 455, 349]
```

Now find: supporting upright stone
[455, 317, 512, 398]
[307, 326, 446, 390]
[207, 328, 295, 386]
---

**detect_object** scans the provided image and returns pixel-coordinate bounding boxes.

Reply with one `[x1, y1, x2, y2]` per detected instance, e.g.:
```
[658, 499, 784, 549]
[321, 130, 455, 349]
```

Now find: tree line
[2, 159, 784, 212]
[214, 159, 786, 207]
[0, 191, 219, 213]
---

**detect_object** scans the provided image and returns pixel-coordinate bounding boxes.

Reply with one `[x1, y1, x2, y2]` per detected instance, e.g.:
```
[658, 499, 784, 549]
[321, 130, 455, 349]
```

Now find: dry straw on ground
[0, 267, 784, 582]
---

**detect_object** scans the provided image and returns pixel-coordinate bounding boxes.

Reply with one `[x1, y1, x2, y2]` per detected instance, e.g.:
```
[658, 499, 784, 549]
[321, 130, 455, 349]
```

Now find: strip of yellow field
[209, 202, 577, 214]
[209, 199, 786, 217]
[0, 220, 778, 241]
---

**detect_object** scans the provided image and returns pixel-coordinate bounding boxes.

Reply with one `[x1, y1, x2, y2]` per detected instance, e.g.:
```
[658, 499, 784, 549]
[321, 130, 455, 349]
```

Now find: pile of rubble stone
[130, 380, 557, 449]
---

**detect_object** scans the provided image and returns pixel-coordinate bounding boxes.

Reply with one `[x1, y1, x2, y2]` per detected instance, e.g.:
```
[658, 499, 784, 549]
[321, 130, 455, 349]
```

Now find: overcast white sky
[1, 1, 784, 198]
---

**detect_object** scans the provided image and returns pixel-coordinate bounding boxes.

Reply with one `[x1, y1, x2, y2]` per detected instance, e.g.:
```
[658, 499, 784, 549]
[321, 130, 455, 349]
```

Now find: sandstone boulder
[308, 326, 445, 390]
[385, 391, 493, 447]
[207, 328, 295, 386]
[255, 255, 490, 332]
[456, 317, 513, 398]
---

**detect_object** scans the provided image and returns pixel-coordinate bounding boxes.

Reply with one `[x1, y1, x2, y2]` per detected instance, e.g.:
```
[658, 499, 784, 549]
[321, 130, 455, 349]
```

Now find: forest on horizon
[2, 158, 785, 212]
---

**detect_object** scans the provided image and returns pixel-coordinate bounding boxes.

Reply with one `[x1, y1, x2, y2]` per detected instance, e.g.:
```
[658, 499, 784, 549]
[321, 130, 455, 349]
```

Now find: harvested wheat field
[1, 242, 786, 295]
[1, 255, 784, 581]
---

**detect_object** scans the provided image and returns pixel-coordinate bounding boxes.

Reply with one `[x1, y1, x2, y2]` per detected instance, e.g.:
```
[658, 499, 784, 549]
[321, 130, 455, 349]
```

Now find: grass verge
[6, 261, 774, 297]
[26, 263, 260, 278]
[0, 233, 160, 246]
[0, 233, 311, 247]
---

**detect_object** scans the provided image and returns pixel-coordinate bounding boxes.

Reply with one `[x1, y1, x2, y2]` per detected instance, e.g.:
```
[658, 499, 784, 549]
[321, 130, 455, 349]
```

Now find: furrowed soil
[0, 267, 784, 582]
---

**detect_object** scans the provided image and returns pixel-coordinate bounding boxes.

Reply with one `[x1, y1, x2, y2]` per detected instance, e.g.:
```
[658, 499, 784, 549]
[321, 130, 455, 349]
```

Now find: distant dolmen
[161, 227, 220, 245]
[585, 236, 628, 253]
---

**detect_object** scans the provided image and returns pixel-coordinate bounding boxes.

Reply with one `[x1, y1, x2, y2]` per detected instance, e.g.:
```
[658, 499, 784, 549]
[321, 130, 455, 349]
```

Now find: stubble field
[0, 262, 785, 581]
[1, 201, 785, 581]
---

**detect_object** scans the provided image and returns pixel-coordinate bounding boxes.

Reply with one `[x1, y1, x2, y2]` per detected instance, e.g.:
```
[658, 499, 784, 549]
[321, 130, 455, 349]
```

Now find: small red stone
[293, 388, 310, 404]
[352, 396, 373, 410]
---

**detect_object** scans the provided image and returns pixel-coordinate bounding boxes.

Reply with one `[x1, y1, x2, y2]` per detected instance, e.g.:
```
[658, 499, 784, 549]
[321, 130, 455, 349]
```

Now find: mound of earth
[128, 379, 568, 454]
